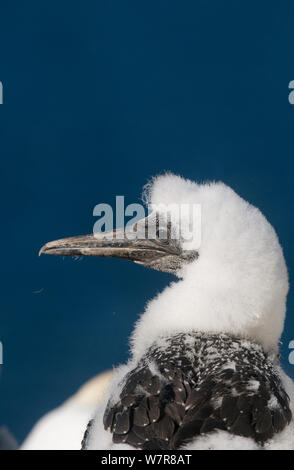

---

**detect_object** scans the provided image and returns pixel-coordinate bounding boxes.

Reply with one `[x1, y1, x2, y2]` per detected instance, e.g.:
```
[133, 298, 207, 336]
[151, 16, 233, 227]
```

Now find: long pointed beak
[39, 228, 177, 265]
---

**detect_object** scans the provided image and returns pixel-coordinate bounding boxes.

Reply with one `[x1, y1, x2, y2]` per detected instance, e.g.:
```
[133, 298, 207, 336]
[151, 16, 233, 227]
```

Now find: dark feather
[146, 376, 161, 395]
[151, 415, 175, 441]
[133, 398, 150, 427]
[121, 395, 139, 408]
[171, 420, 202, 448]
[82, 332, 293, 450]
[220, 396, 239, 426]
[165, 402, 185, 425]
[255, 408, 273, 435]
[148, 396, 161, 423]
[113, 432, 127, 444]
[230, 413, 253, 438]
[200, 416, 226, 434]
[125, 431, 144, 447]
[272, 409, 287, 433]
[113, 409, 130, 435]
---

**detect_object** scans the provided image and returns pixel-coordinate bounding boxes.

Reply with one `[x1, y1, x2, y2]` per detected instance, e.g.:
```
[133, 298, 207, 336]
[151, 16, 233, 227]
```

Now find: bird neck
[130, 266, 286, 360]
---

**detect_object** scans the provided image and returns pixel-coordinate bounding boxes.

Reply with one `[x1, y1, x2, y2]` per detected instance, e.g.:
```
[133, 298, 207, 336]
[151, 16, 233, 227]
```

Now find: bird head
[40, 173, 289, 353]
[39, 174, 202, 275]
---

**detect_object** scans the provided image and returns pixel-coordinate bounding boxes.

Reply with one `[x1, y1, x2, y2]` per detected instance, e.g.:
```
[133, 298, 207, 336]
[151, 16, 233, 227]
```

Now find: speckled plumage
[82, 332, 291, 449]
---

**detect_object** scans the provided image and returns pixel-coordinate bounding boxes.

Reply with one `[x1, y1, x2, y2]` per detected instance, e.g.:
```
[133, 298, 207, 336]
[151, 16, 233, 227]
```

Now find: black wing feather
[82, 333, 292, 449]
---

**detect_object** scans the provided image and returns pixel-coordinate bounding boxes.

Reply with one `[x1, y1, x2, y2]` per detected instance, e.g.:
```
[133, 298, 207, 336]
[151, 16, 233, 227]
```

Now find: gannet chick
[40, 173, 293, 450]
